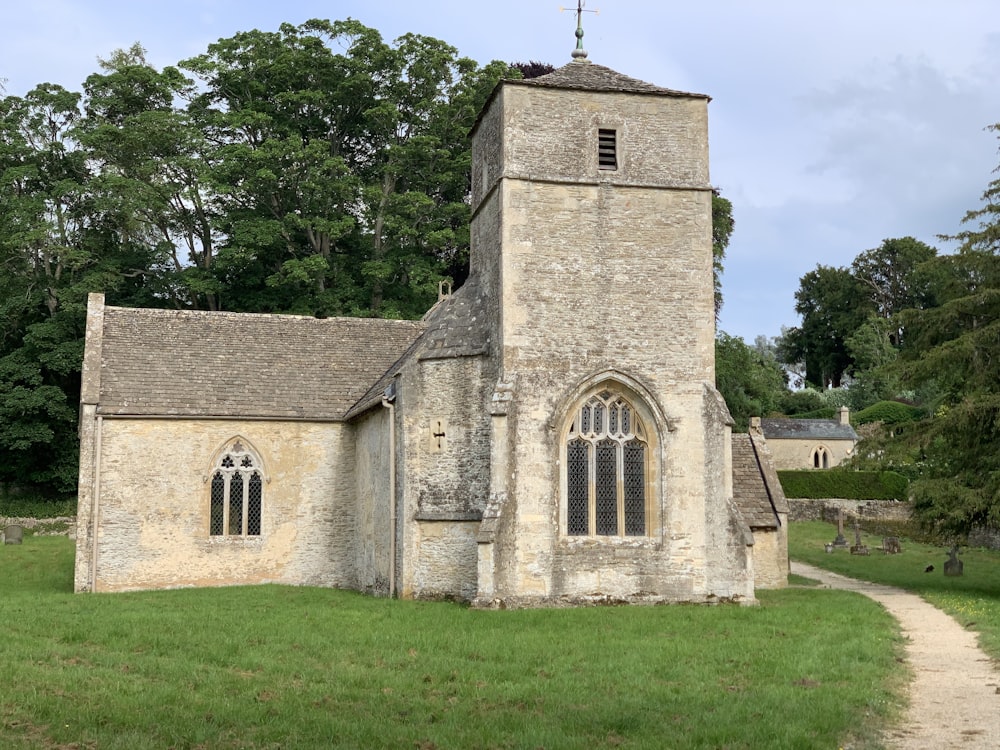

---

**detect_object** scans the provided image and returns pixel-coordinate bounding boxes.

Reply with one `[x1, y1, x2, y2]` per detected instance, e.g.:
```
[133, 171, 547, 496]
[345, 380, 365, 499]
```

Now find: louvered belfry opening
[598, 128, 618, 170]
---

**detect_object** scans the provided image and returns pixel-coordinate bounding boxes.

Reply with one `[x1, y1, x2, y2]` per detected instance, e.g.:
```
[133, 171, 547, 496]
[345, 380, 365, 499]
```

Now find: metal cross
[561, 1, 599, 59]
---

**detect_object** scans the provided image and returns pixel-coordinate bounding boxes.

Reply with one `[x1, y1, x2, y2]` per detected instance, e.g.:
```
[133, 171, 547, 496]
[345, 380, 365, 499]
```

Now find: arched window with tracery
[209, 440, 263, 537]
[811, 445, 831, 469]
[566, 389, 649, 536]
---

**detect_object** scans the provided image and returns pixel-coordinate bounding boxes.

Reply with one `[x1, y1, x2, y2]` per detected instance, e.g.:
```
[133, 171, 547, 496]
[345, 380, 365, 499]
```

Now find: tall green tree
[777, 264, 870, 389]
[0, 84, 99, 491]
[715, 331, 788, 431]
[78, 44, 218, 310]
[182, 19, 510, 318]
[712, 193, 734, 319]
[891, 125, 1000, 534]
[850, 236, 938, 346]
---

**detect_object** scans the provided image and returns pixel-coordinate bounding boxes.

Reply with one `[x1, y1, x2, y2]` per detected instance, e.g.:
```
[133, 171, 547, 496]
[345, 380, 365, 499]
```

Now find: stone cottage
[74, 45, 787, 604]
[757, 407, 859, 470]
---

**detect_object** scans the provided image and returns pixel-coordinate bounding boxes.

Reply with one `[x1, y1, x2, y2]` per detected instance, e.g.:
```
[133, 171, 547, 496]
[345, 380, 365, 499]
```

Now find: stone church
[74, 44, 788, 604]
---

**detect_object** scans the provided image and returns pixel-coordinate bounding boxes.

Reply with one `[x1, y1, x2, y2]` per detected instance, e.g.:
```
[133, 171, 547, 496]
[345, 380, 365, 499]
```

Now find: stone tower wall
[469, 76, 752, 604]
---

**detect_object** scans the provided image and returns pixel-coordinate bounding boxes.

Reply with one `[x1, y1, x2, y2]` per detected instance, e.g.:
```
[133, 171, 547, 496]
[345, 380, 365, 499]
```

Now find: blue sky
[3, 1, 998, 343]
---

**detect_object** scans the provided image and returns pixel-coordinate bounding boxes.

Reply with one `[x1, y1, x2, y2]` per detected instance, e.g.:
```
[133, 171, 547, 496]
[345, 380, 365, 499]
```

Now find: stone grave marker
[850, 519, 869, 555]
[944, 546, 964, 577]
[4, 524, 23, 544]
[831, 509, 849, 549]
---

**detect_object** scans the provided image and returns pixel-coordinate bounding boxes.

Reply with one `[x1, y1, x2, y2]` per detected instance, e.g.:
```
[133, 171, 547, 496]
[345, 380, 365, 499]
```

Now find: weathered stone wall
[466, 77, 753, 605]
[498, 86, 709, 189]
[1, 517, 75, 538]
[412, 521, 479, 600]
[752, 518, 789, 589]
[968, 526, 1000, 550]
[787, 498, 912, 523]
[766, 438, 855, 470]
[354, 407, 392, 596]
[75, 418, 356, 592]
[396, 354, 492, 599]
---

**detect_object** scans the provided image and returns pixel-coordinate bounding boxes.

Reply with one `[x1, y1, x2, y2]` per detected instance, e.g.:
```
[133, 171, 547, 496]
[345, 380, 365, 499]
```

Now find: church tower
[469, 21, 755, 604]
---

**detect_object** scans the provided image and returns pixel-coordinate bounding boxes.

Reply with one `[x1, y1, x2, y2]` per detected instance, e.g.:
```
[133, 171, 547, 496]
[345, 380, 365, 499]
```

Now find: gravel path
[792, 562, 1000, 749]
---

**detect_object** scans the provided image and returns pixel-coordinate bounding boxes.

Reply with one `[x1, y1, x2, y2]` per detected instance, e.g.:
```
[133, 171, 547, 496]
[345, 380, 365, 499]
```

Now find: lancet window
[811, 445, 832, 469]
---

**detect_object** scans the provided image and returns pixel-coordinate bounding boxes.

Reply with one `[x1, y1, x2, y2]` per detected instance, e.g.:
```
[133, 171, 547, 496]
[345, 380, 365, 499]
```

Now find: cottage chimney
[750, 416, 762, 435]
[839, 406, 850, 426]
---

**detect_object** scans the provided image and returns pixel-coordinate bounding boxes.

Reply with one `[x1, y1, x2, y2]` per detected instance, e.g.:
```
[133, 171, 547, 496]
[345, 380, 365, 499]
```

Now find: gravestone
[4, 524, 23, 544]
[882, 537, 902, 554]
[850, 519, 869, 556]
[944, 546, 963, 577]
[831, 509, 849, 548]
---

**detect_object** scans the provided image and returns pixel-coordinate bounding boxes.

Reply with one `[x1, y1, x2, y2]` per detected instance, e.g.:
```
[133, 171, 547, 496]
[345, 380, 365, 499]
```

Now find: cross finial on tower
[560, 1, 598, 61]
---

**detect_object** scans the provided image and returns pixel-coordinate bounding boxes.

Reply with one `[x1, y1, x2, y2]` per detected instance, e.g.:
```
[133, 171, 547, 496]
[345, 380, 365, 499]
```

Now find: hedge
[853, 400, 922, 426]
[777, 470, 909, 500]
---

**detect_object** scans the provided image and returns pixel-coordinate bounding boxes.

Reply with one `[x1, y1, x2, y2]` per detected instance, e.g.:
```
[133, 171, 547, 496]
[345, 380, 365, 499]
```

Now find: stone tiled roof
[513, 60, 709, 99]
[344, 277, 493, 420]
[731, 433, 787, 529]
[761, 418, 858, 442]
[417, 276, 491, 361]
[95, 305, 424, 420]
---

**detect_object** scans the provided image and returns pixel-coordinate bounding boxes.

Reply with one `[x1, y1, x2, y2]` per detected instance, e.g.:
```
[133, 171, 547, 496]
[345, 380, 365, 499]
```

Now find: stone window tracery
[812, 445, 832, 469]
[209, 440, 263, 537]
[566, 390, 648, 536]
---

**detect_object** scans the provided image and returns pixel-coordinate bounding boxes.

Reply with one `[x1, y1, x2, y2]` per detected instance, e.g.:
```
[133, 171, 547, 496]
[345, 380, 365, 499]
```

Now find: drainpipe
[381, 382, 397, 598]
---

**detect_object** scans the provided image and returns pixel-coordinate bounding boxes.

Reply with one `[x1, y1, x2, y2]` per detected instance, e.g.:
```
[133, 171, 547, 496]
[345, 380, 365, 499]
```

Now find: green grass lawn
[1, 536, 905, 750]
[789, 520, 1000, 661]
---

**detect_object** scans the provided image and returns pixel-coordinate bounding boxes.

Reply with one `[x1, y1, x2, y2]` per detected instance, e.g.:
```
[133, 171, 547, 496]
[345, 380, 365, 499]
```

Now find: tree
[715, 331, 788, 431]
[850, 236, 938, 346]
[181, 19, 511, 318]
[889, 125, 1000, 534]
[77, 44, 219, 310]
[509, 61, 555, 79]
[0, 84, 102, 492]
[711, 193, 734, 319]
[777, 264, 870, 389]
[0, 20, 516, 498]
[843, 315, 899, 409]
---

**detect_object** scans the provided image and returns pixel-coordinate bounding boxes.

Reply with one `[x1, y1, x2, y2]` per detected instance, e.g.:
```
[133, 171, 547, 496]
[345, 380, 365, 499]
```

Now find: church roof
[344, 276, 493, 420]
[94, 305, 424, 420]
[761, 418, 858, 442]
[731, 433, 788, 529]
[512, 60, 709, 100]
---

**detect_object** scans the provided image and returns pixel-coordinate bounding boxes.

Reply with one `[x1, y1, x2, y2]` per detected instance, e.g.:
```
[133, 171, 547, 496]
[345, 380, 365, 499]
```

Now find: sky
[3, 1, 999, 343]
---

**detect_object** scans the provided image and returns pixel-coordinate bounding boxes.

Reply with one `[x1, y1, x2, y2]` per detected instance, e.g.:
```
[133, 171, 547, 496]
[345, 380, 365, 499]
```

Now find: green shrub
[854, 400, 921, 426]
[788, 407, 837, 420]
[0, 494, 76, 518]
[778, 469, 909, 500]
[780, 389, 825, 415]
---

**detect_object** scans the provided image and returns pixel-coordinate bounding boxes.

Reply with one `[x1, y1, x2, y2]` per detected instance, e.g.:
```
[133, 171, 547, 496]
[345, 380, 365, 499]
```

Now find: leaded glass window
[565, 391, 649, 536]
[567, 439, 590, 535]
[209, 440, 263, 537]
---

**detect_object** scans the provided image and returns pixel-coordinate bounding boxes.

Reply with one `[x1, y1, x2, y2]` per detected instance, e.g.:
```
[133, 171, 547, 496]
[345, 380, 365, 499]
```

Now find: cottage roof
[731, 433, 788, 529]
[95, 305, 424, 420]
[760, 417, 858, 442]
